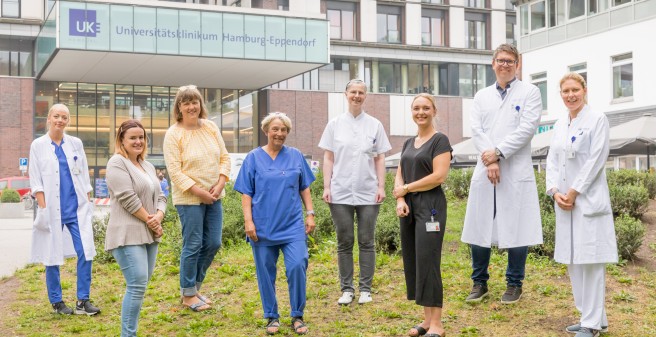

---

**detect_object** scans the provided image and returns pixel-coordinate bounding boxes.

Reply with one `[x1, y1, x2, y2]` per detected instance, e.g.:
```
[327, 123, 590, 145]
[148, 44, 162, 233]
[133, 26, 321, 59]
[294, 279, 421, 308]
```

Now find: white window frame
[611, 53, 633, 103]
[531, 72, 548, 113]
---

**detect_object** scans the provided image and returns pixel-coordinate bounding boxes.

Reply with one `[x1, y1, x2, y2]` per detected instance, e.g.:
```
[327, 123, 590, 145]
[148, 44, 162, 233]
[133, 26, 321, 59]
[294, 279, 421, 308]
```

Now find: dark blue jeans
[470, 244, 528, 287]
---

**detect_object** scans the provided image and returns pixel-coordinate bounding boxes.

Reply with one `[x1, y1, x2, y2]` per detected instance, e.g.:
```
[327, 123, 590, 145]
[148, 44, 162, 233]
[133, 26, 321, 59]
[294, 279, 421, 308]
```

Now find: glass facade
[35, 81, 257, 196]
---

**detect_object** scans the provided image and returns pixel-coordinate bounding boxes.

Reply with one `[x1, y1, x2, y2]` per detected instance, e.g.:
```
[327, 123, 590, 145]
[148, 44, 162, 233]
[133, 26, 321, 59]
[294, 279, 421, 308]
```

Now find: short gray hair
[345, 79, 368, 93]
[261, 112, 292, 133]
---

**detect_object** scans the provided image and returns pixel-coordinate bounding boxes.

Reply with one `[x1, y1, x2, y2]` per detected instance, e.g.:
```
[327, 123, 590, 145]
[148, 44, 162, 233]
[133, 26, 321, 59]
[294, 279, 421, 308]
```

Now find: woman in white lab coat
[545, 72, 618, 337]
[29, 103, 100, 315]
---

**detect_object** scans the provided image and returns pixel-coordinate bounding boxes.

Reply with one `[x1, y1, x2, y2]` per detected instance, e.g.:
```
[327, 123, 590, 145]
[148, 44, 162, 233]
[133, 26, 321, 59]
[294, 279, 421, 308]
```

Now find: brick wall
[0, 78, 34, 178]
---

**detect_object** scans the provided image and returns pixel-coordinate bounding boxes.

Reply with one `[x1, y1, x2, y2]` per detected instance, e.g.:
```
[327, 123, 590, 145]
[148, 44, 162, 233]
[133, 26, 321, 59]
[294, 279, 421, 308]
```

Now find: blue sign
[19, 158, 28, 166]
[69, 8, 100, 37]
[95, 178, 109, 198]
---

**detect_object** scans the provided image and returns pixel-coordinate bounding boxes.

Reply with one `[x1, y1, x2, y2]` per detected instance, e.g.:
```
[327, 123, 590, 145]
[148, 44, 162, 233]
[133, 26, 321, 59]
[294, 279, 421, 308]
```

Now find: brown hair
[115, 119, 148, 161]
[492, 43, 519, 63]
[173, 85, 208, 122]
[559, 72, 588, 104]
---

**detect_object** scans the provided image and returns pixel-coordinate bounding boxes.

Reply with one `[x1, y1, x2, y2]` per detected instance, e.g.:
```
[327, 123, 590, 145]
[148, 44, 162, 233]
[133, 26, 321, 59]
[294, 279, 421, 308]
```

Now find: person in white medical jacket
[29, 103, 100, 315]
[546, 72, 618, 337]
[461, 44, 543, 304]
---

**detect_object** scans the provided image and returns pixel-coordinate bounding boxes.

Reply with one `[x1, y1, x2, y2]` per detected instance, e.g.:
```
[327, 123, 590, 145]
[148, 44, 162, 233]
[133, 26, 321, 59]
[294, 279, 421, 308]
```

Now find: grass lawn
[3, 198, 655, 336]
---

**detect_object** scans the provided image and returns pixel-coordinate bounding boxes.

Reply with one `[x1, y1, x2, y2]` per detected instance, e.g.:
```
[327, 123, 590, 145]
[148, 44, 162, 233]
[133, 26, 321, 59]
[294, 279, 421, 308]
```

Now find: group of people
[28, 43, 617, 337]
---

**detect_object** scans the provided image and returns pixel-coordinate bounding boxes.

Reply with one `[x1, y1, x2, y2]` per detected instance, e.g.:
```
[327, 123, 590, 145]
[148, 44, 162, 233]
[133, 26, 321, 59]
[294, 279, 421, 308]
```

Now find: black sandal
[409, 325, 428, 337]
[265, 318, 280, 335]
[291, 316, 308, 335]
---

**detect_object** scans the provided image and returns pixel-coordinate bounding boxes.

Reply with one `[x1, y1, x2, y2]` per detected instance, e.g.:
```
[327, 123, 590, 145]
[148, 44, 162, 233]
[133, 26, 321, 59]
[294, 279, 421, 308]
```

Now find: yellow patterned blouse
[163, 119, 231, 205]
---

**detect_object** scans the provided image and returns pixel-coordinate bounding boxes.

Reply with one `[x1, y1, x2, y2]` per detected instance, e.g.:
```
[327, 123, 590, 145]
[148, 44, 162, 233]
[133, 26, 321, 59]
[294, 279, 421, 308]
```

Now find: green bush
[534, 170, 554, 214]
[444, 168, 473, 200]
[610, 184, 649, 218]
[160, 200, 182, 264]
[530, 210, 555, 257]
[375, 173, 401, 254]
[615, 213, 646, 261]
[0, 188, 21, 203]
[91, 213, 114, 263]
[221, 183, 246, 247]
[608, 170, 656, 200]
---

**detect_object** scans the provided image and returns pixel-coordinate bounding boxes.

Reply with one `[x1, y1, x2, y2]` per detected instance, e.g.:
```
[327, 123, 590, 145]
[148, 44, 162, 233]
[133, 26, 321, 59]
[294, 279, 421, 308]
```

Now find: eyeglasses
[495, 59, 517, 66]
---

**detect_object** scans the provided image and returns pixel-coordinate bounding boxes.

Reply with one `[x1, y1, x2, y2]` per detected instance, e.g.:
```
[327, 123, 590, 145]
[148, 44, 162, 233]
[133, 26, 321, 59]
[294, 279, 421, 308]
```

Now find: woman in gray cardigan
[105, 119, 167, 337]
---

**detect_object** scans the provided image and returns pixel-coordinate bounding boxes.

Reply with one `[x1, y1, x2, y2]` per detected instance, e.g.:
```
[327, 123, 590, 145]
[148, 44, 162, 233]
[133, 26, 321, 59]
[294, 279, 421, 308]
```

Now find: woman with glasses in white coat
[546, 72, 618, 337]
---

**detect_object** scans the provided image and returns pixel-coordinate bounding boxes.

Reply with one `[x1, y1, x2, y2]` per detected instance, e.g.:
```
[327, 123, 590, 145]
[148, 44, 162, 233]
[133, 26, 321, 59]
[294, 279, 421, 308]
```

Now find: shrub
[160, 200, 183, 264]
[609, 184, 649, 218]
[221, 183, 246, 247]
[534, 170, 554, 214]
[91, 213, 114, 264]
[530, 210, 555, 257]
[608, 170, 656, 200]
[0, 188, 21, 203]
[615, 213, 645, 261]
[444, 168, 473, 200]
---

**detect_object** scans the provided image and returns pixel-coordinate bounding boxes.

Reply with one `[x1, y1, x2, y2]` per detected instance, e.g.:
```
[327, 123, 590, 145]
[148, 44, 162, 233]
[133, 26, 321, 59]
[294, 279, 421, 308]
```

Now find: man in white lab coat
[461, 44, 543, 304]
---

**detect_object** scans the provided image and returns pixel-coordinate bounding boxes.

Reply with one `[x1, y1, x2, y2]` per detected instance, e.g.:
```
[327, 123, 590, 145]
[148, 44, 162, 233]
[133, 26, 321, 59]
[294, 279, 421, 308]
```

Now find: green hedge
[0, 188, 21, 203]
[92, 168, 650, 264]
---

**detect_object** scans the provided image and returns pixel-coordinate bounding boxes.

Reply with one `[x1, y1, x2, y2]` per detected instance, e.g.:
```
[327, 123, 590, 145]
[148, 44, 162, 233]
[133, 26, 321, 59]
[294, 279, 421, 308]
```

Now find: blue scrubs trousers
[252, 240, 308, 319]
[46, 220, 92, 303]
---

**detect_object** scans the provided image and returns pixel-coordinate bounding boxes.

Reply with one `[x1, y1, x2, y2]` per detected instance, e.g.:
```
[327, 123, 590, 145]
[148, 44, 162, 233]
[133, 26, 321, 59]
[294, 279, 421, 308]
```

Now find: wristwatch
[546, 188, 558, 200]
[403, 184, 409, 193]
[495, 147, 504, 159]
[306, 210, 315, 216]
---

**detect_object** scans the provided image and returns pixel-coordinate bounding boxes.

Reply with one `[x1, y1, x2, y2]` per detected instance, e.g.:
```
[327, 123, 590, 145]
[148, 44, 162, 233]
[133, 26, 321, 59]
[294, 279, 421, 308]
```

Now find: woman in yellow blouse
[163, 85, 231, 312]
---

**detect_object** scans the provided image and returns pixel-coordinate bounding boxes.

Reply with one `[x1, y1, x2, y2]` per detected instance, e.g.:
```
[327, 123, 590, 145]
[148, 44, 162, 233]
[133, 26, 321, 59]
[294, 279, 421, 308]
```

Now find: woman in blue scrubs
[234, 112, 316, 335]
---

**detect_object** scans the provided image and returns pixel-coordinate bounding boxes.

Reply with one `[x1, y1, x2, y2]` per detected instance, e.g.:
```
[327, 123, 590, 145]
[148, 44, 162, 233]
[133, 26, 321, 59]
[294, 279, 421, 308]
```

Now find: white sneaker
[337, 291, 354, 305]
[358, 291, 372, 304]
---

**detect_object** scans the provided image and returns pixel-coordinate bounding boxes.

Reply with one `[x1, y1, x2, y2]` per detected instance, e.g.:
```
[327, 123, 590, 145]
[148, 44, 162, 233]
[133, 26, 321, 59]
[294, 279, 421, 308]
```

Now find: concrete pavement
[0, 206, 110, 278]
[0, 210, 33, 278]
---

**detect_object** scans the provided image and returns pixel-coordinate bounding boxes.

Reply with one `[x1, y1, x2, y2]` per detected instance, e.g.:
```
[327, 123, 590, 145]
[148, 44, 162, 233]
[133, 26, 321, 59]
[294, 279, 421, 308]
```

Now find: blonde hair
[345, 79, 368, 93]
[559, 72, 588, 104]
[173, 85, 208, 122]
[261, 112, 292, 133]
[46, 103, 70, 130]
[115, 119, 148, 161]
[411, 93, 440, 128]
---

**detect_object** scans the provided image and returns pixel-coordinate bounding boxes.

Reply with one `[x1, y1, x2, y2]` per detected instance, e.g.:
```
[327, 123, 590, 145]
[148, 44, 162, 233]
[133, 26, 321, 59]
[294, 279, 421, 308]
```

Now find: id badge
[365, 150, 378, 158]
[72, 167, 81, 175]
[567, 149, 575, 159]
[426, 221, 440, 232]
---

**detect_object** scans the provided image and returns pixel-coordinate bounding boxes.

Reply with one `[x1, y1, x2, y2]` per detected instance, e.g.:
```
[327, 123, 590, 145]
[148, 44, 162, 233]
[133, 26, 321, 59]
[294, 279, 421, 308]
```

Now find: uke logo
[69, 9, 100, 37]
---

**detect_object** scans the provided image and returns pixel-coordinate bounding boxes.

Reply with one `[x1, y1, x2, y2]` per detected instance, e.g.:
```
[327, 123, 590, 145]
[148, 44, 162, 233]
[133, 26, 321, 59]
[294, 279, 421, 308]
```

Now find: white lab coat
[545, 105, 618, 264]
[29, 134, 96, 266]
[461, 80, 543, 248]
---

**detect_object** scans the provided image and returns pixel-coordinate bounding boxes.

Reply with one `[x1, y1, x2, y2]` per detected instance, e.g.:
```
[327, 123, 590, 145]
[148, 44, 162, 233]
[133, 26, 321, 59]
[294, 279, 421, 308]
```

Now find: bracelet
[403, 184, 409, 193]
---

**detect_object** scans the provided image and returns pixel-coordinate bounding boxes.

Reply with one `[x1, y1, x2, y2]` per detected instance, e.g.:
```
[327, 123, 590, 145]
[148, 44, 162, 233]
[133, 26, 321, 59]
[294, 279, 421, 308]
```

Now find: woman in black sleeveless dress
[393, 93, 452, 337]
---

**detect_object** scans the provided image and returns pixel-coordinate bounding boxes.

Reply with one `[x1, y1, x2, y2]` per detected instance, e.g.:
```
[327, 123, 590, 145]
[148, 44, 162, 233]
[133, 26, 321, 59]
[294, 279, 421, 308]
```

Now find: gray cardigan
[105, 154, 167, 251]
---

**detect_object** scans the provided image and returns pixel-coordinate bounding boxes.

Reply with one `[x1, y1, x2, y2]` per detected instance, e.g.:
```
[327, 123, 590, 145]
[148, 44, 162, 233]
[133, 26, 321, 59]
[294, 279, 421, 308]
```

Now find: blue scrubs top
[234, 146, 315, 246]
[52, 140, 78, 224]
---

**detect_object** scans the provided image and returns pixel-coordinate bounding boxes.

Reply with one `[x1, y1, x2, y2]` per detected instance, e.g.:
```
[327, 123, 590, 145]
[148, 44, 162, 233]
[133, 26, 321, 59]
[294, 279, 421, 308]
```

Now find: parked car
[0, 176, 33, 209]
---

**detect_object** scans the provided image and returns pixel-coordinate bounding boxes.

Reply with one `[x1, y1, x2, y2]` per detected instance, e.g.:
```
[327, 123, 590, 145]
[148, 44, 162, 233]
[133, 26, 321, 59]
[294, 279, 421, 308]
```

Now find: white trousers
[568, 263, 608, 330]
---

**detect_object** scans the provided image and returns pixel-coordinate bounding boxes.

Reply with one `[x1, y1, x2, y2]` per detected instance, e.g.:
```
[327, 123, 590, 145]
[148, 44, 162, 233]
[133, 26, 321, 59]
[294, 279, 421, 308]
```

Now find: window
[408, 64, 439, 94]
[422, 0, 447, 4]
[531, 1, 546, 30]
[378, 62, 402, 93]
[531, 72, 548, 111]
[612, 53, 633, 100]
[2, 0, 19, 17]
[421, 9, 446, 46]
[506, 14, 517, 45]
[520, 5, 529, 35]
[318, 58, 359, 92]
[569, 0, 585, 19]
[506, 0, 516, 10]
[465, 12, 488, 49]
[0, 51, 32, 77]
[277, 0, 289, 11]
[466, 0, 487, 8]
[377, 5, 402, 44]
[548, 0, 566, 27]
[568, 63, 587, 82]
[613, 0, 632, 6]
[327, 1, 356, 40]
